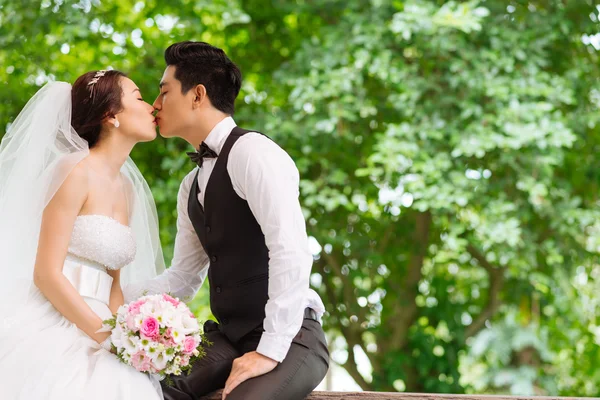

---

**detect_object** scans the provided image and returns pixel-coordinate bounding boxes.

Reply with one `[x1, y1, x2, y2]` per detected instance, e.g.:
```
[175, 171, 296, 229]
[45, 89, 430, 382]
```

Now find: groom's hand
[222, 351, 278, 399]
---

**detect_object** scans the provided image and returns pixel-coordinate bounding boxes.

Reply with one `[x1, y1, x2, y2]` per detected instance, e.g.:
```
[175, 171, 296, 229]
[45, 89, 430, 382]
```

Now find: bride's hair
[71, 70, 126, 148]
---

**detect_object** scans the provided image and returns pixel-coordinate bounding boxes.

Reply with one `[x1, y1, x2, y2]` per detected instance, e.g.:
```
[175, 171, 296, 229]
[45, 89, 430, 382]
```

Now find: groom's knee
[202, 322, 239, 365]
[162, 384, 193, 400]
[171, 324, 239, 397]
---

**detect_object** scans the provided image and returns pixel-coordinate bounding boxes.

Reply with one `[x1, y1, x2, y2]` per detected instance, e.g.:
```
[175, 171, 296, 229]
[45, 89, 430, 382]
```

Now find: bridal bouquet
[102, 294, 206, 380]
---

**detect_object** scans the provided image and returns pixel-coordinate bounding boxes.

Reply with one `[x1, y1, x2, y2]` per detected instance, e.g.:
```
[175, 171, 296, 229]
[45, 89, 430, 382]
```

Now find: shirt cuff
[256, 331, 294, 363]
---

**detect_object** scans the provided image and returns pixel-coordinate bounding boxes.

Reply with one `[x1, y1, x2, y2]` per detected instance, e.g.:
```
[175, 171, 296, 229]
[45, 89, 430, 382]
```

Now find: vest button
[211, 255, 217, 263]
[206, 225, 211, 233]
[215, 286, 221, 294]
[222, 318, 229, 325]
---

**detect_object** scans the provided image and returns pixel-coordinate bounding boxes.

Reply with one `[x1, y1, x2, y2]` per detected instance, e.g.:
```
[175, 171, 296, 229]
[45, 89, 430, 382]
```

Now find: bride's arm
[33, 164, 110, 344]
[107, 269, 124, 314]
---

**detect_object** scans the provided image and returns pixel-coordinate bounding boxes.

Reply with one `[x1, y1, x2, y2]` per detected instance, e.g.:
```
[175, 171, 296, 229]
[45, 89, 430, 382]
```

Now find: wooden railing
[200, 391, 587, 399]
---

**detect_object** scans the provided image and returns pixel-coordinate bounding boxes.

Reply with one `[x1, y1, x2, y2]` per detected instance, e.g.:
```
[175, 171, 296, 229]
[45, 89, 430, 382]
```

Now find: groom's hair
[164, 41, 242, 115]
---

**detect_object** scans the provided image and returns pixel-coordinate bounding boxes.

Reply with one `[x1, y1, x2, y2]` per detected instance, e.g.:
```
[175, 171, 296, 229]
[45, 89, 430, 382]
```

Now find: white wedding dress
[0, 214, 162, 400]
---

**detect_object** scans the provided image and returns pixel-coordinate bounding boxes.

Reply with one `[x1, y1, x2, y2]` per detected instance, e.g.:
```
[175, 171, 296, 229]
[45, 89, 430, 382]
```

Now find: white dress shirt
[128, 117, 325, 362]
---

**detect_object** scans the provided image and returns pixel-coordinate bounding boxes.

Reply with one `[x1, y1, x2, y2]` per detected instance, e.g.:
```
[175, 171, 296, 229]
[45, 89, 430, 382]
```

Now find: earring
[114, 120, 120, 128]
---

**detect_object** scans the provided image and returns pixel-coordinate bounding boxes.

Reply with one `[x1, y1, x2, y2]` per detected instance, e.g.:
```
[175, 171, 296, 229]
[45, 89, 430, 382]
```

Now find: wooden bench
[200, 391, 586, 399]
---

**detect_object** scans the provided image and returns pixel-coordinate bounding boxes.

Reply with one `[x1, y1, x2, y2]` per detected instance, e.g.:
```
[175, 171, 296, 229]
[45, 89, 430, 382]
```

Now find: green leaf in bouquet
[162, 375, 175, 388]
[102, 317, 116, 329]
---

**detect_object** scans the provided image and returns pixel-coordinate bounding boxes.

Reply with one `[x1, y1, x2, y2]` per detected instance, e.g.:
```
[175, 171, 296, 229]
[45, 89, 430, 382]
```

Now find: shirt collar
[203, 116, 237, 155]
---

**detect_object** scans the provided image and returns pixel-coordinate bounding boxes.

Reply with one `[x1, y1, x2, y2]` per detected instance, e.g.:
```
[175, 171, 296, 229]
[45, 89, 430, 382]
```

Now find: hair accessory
[87, 70, 107, 98]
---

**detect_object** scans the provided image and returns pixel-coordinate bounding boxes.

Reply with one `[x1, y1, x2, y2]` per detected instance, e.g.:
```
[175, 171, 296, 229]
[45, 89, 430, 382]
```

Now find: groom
[145, 41, 329, 400]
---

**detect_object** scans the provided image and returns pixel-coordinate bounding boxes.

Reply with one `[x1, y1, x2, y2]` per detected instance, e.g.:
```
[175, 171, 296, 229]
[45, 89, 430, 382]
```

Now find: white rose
[110, 325, 124, 348]
[150, 349, 169, 371]
[159, 307, 177, 328]
[181, 314, 199, 334]
[134, 314, 144, 329]
[122, 334, 140, 356]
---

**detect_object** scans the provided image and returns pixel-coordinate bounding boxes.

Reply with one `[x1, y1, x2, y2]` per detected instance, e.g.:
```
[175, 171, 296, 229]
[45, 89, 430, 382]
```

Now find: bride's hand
[97, 332, 113, 352]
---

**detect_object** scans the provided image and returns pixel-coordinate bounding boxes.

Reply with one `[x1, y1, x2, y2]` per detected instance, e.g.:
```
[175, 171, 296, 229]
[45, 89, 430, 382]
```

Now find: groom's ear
[192, 84, 208, 109]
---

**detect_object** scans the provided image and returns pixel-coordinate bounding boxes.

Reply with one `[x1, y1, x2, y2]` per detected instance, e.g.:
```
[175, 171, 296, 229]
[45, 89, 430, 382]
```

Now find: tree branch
[357, 340, 384, 384]
[377, 223, 395, 254]
[322, 250, 368, 324]
[315, 257, 342, 307]
[341, 327, 372, 391]
[321, 248, 379, 389]
[465, 244, 505, 338]
[388, 211, 432, 350]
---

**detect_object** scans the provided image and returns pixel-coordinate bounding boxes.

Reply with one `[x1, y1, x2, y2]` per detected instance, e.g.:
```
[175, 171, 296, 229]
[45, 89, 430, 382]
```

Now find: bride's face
[113, 77, 157, 143]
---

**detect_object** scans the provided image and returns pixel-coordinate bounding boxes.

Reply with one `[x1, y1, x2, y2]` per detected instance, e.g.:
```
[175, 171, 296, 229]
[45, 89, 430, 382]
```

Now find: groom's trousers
[162, 308, 329, 400]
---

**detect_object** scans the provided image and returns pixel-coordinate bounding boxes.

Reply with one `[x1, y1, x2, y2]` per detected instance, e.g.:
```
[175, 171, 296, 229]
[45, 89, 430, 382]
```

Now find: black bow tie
[187, 142, 218, 168]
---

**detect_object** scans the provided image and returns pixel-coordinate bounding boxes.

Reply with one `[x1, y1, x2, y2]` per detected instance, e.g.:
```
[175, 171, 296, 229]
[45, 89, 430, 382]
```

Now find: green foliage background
[2, 0, 600, 396]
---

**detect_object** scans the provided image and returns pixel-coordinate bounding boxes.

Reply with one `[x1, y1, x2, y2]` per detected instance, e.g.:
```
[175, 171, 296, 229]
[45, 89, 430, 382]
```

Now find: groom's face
[153, 66, 196, 138]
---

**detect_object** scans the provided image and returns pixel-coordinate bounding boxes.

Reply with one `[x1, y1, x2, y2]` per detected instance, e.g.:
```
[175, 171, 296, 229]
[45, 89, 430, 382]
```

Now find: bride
[0, 70, 165, 399]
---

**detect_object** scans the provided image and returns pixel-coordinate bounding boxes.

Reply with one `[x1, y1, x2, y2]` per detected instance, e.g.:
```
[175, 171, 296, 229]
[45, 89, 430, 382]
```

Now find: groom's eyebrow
[159, 81, 168, 88]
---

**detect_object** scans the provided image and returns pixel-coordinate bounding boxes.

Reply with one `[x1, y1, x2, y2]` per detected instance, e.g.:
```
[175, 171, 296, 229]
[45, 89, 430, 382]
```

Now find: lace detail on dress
[67, 215, 136, 270]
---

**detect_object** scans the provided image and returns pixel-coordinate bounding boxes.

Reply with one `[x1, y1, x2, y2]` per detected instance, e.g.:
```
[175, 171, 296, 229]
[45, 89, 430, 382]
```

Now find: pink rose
[131, 351, 152, 372]
[160, 329, 175, 346]
[160, 336, 175, 347]
[183, 336, 197, 355]
[128, 299, 146, 316]
[140, 317, 159, 339]
[126, 314, 137, 331]
[162, 294, 181, 307]
[181, 356, 190, 367]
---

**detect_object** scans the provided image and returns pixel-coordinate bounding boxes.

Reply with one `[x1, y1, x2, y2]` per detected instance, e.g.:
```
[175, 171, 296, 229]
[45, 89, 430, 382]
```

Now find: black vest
[187, 127, 270, 343]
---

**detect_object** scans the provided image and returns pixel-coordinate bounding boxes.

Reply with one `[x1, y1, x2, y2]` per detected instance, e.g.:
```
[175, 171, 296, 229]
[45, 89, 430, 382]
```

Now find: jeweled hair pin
[87, 70, 107, 98]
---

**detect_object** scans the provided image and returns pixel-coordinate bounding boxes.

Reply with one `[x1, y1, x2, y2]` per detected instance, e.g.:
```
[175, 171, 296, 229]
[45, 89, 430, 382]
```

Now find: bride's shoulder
[46, 159, 90, 211]
[69, 159, 92, 182]
[57, 160, 91, 194]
